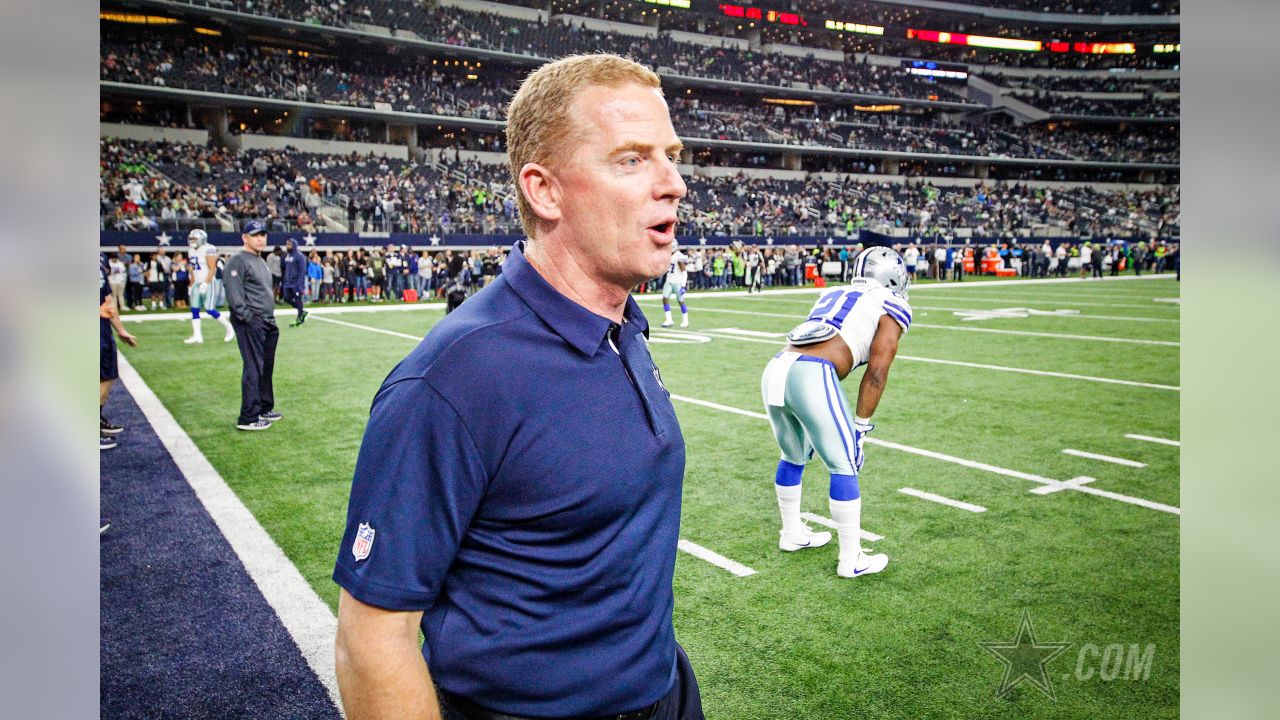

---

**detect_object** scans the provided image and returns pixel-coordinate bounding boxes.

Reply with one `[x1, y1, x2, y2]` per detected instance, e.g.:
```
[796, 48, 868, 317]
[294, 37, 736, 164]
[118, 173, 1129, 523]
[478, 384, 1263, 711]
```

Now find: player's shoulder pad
[879, 288, 912, 333]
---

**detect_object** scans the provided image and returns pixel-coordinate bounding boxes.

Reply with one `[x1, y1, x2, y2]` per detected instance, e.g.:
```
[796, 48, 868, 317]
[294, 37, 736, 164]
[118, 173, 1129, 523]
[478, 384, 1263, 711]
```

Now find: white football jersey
[804, 277, 911, 368]
[667, 251, 689, 287]
[189, 243, 217, 277]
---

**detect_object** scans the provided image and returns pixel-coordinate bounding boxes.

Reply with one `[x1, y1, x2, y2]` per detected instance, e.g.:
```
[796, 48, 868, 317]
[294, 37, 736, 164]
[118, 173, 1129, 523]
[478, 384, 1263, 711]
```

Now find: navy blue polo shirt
[334, 242, 686, 718]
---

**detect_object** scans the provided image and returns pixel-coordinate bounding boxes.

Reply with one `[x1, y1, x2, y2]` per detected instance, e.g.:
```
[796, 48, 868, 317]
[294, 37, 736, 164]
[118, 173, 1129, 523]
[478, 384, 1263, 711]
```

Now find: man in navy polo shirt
[334, 54, 703, 720]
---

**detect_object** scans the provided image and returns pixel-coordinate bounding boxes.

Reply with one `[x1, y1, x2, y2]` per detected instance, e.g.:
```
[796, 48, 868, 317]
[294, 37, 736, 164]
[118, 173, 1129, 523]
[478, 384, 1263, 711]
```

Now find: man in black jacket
[281, 237, 308, 325]
[225, 220, 281, 431]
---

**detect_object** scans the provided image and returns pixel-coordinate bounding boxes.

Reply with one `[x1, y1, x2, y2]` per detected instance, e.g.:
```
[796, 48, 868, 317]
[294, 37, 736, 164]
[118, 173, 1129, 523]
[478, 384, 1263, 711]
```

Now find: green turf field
[120, 275, 1180, 719]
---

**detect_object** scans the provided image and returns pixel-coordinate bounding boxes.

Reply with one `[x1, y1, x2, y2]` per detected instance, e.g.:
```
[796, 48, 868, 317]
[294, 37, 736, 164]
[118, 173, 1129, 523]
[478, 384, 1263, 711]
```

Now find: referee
[225, 220, 282, 431]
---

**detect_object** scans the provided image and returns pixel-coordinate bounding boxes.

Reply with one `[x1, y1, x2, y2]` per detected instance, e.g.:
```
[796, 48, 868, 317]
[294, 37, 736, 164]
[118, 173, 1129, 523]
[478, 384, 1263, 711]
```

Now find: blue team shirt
[333, 242, 685, 717]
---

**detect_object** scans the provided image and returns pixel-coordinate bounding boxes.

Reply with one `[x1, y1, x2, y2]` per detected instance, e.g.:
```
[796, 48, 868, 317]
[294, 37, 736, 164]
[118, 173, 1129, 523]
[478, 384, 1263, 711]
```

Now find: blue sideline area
[100, 384, 340, 719]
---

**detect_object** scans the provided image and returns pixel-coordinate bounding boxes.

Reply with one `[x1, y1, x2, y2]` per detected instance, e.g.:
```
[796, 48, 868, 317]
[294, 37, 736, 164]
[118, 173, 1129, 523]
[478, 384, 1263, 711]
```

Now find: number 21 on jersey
[808, 290, 862, 329]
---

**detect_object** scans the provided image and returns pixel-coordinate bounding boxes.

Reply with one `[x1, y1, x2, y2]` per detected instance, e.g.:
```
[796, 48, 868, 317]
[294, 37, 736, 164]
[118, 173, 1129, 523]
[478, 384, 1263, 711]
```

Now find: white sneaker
[779, 527, 832, 552]
[660, 320, 674, 328]
[837, 550, 889, 578]
[183, 336, 203, 344]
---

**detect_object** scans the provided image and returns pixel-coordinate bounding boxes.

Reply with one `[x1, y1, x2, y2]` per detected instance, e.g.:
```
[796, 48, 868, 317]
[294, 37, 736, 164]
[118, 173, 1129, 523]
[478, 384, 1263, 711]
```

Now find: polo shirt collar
[504, 241, 649, 356]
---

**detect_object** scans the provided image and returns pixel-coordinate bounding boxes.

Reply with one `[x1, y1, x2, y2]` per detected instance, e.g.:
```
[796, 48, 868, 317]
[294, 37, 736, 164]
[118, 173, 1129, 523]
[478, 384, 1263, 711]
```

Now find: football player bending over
[760, 246, 911, 578]
[183, 229, 235, 344]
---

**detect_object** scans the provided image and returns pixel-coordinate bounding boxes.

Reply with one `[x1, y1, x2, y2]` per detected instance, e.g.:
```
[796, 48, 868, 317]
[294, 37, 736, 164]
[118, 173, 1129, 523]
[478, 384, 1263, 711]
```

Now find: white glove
[197, 281, 210, 294]
[853, 418, 874, 473]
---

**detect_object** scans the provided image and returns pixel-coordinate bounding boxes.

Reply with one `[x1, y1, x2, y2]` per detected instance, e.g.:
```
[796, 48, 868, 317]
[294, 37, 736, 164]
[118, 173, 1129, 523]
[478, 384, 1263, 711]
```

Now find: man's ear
[518, 163, 562, 225]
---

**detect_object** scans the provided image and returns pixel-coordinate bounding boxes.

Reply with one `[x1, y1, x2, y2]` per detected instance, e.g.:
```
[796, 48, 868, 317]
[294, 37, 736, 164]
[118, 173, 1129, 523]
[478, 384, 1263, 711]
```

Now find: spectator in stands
[266, 246, 283, 299]
[306, 251, 323, 301]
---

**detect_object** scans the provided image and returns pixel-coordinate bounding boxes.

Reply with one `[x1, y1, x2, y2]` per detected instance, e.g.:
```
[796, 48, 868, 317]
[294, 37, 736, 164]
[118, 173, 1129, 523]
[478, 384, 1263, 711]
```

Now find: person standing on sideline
[224, 220, 281, 431]
[760, 246, 911, 579]
[281, 237, 308, 325]
[183, 229, 235, 344]
[100, 254, 138, 448]
[333, 54, 704, 720]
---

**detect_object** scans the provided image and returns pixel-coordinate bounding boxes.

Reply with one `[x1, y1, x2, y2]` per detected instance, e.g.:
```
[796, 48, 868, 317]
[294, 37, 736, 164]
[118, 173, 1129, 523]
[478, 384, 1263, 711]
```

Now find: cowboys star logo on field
[979, 609, 1072, 700]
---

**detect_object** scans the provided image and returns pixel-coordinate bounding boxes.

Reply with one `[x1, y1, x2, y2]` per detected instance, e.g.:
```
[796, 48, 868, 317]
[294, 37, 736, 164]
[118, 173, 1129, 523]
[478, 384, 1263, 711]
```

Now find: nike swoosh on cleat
[852, 566, 873, 575]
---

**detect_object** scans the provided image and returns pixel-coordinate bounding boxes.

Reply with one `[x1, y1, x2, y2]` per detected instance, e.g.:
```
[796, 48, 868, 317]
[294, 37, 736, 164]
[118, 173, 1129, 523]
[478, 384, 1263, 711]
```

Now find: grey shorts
[761, 351, 857, 475]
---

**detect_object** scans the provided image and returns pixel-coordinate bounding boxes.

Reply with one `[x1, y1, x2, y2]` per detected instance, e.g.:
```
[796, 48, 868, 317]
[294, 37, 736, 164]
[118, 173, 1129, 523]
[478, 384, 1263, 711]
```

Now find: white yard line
[122, 302, 444, 322]
[1030, 476, 1097, 496]
[638, 303, 1180, 347]
[898, 487, 987, 513]
[756, 294, 1178, 311]
[895, 355, 1179, 391]
[1062, 448, 1149, 468]
[287, 312, 1182, 516]
[676, 539, 757, 577]
[666, 394, 1178, 515]
[800, 512, 884, 542]
[1125, 433, 1181, 447]
[309, 314, 423, 341]
[910, 324, 1179, 347]
[680, 329, 1180, 391]
[911, 305, 1179, 323]
[116, 354, 344, 714]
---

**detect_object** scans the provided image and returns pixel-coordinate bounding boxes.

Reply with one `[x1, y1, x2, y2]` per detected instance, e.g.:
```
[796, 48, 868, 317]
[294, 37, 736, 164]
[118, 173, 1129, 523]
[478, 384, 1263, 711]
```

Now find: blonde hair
[506, 54, 662, 238]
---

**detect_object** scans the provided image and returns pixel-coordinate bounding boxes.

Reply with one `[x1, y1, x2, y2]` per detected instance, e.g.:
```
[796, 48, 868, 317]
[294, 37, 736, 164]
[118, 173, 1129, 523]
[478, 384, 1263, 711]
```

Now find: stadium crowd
[101, 231, 1178, 319]
[983, 73, 1179, 94]
[101, 34, 1178, 166]
[174, 0, 968, 101]
[100, 138, 1179, 240]
[1012, 92, 1179, 117]
[923, 0, 1178, 15]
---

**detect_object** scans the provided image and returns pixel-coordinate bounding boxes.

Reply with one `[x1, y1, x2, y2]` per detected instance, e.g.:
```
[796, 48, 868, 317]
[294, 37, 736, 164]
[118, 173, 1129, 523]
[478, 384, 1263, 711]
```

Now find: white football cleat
[837, 550, 889, 578]
[660, 320, 674, 328]
[183, 336, 203, 344]
[224, 329, 236, 342]
[680, 318, 689, 327]
[779, 527, 832, 552]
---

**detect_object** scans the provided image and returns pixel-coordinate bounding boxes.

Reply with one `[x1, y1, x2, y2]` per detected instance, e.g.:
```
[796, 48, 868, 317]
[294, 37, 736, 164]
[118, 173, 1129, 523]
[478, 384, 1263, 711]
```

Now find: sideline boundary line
[116, 354, 344, 714]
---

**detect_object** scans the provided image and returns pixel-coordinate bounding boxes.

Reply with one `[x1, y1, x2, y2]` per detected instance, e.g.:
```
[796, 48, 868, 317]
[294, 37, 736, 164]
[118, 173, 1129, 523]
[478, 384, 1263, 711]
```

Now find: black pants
[231, 316, 278, 424]
[283, 287, 306, 319]
[437, 643, 704, 720]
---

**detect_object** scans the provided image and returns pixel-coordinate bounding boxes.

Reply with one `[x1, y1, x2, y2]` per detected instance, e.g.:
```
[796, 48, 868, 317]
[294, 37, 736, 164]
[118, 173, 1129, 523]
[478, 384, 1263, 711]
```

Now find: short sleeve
[333, 378, 490, 611]
[881, 292, 912, 334]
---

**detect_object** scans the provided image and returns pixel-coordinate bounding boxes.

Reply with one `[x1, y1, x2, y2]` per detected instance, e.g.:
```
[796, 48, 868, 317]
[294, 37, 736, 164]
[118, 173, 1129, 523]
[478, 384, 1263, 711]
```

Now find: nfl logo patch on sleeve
[352, 522, 376, 561]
